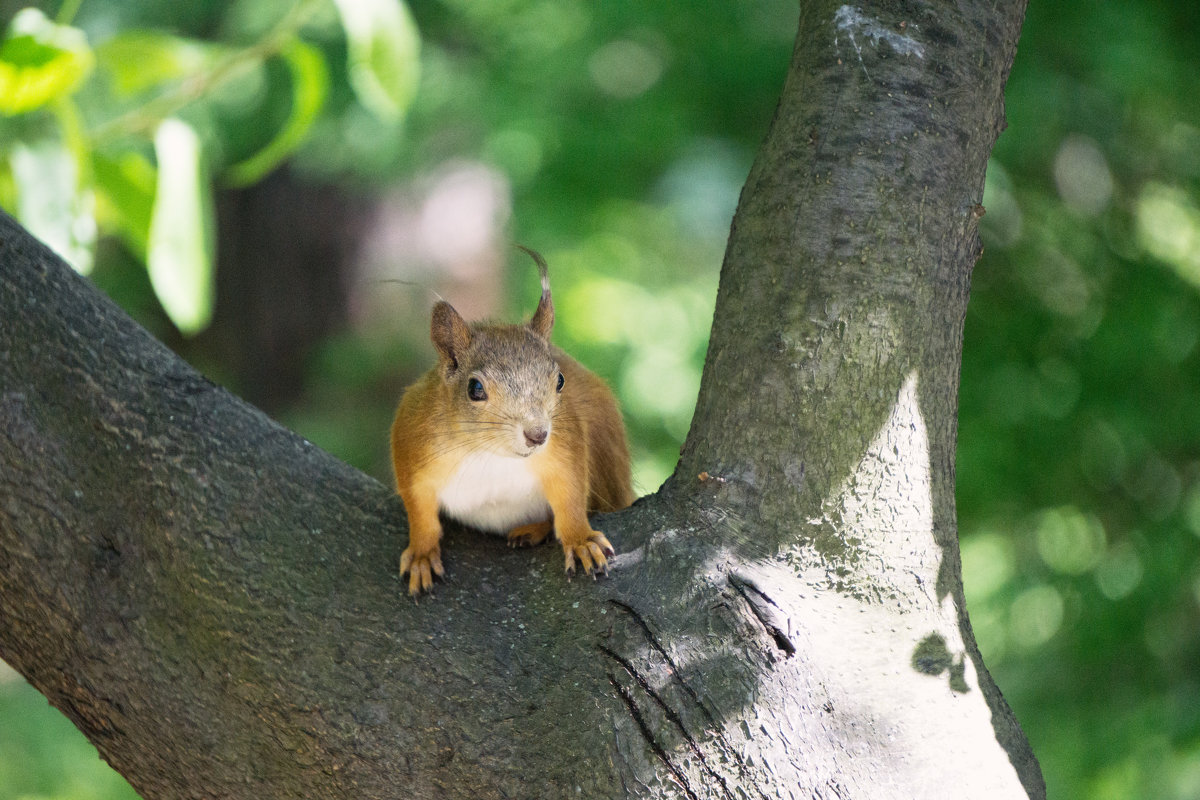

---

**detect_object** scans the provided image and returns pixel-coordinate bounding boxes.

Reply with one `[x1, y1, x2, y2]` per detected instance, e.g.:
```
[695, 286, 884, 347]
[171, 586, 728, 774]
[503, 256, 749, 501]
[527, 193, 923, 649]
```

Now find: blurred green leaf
[8, 135, 95, 273]
[95, 31, 212, 97]
[329, 0, 420, 121]
[226, 38, 329, 186]
[147, 118, 215, 335]
[0, 8, 93, 115]
[93, 151, 157, 259]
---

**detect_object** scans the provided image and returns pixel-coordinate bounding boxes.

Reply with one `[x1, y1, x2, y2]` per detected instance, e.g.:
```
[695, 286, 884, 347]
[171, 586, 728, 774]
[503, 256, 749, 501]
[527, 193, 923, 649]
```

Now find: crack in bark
[728, 575, 796, 657]
[607, 600, 772, 800]
[607, 600, 720, 726]
[599, 645, 736, 800]
[607, 673, 701, 800]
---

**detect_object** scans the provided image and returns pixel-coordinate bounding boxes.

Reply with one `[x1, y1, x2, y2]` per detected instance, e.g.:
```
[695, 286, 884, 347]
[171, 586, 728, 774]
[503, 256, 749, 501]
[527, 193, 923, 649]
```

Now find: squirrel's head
[429, 248, 562, 458]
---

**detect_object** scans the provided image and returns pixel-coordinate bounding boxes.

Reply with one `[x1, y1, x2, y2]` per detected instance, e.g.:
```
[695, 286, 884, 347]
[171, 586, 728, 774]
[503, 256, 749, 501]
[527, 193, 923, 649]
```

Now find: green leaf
[147, 118, 216, 336]
[95, 30, 212, 97]
[8, 136, 96, 273]
[0, 8, 93, 115]
[93, 150, 157, 259]
[226, 38, 329, 186]
[329, 0, 420, 121]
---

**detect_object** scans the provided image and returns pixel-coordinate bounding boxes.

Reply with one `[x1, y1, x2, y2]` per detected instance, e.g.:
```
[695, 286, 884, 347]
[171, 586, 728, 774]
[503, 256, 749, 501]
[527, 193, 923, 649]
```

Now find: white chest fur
[438, 451, 551, 533]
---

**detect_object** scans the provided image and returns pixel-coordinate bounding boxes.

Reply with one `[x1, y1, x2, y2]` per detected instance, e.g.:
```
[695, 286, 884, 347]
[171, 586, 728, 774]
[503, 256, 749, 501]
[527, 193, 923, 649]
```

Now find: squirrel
[389, 247, 634, 595]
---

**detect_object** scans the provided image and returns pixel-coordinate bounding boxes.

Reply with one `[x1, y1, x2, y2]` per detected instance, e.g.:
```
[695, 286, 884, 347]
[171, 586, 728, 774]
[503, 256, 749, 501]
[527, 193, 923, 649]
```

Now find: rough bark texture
[0, 2, 1042, 799]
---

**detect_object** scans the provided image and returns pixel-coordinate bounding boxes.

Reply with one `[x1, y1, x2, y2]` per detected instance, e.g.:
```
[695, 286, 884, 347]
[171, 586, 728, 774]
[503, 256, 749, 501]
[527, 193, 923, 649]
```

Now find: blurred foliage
[0, 665, 140, 800]
[0, 0, 418, 331]
[1, 2, 1198, 800]
[271, 0, 795, 493]
[959, 3, 1200, 798]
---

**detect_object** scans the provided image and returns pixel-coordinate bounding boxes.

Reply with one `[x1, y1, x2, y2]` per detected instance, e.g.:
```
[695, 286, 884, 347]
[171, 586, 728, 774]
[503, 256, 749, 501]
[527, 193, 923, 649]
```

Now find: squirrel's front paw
[400, 543, 444, 596]
[561, 530, 614, 578]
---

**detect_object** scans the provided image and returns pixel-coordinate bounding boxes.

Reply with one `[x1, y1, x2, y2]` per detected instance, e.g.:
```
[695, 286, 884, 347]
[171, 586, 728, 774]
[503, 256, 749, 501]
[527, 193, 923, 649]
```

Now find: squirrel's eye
[556, 372, 565, 393]
[467, 378, 487, 402]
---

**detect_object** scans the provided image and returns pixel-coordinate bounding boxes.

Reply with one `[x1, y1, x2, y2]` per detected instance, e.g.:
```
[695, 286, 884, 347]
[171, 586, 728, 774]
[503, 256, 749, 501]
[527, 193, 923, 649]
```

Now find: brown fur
[390, 253, 633, 595]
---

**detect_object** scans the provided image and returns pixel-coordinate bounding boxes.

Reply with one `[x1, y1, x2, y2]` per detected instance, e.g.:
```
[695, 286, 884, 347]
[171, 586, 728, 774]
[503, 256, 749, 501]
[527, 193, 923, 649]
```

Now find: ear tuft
[431, 301, 472, 370]
[517, 245, 554, 339]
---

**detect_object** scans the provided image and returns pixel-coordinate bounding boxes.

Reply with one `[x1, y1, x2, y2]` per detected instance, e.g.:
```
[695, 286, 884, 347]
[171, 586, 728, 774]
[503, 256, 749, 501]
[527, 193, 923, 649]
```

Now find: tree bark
[0, 2, 1043, 799]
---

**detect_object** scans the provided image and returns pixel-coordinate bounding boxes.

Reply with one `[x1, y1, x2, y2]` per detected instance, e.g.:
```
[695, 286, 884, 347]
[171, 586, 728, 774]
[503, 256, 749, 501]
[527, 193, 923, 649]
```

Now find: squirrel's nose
[524, 426, 548, 447]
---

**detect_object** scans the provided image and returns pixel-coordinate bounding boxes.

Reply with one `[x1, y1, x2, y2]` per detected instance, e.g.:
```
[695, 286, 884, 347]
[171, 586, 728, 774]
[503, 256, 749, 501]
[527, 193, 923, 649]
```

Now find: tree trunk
[200, 168, 372, 413]
[0, 2, 1043, 798]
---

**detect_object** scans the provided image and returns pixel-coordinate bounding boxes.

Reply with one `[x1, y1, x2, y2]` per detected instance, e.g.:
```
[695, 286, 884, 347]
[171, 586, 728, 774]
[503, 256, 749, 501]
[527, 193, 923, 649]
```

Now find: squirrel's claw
[400, 545, 444, 596]
[563, 531, 613, 579]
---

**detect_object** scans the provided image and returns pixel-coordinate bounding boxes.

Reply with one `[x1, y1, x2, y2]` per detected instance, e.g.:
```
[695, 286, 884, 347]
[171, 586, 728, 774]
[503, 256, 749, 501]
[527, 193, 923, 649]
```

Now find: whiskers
[393, 407, 526, 475]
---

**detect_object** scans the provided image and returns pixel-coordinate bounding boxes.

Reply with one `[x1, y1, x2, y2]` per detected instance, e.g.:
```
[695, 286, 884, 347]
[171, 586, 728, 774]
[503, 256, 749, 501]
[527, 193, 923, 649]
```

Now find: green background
[1, 2, 1198, 798]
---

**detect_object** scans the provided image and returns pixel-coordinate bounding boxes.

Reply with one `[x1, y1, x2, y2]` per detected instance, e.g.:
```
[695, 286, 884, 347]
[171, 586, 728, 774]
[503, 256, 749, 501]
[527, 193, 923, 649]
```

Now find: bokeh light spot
[1010, 584, 1065, 648]
[961, 530, 1016, 600]
[589, 38, 664, 99]
[1053, 135, 1113, 217]
[1094, 540, 1143, 600]
[1136, 182, 1200, 290]
[1035, 505, 1106, 575]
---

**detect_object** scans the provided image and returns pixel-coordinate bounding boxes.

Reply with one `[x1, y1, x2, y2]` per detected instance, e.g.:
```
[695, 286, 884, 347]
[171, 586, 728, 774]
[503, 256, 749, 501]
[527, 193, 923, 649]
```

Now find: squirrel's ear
[431, 301, 472, 370]
[519, 246, 554, 339]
